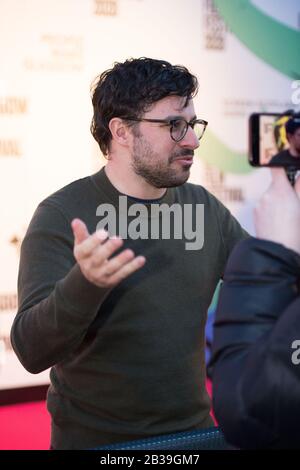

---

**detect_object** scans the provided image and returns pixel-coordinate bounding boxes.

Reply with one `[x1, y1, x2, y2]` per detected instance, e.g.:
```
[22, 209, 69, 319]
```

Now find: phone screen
[258, 114, 291, 164]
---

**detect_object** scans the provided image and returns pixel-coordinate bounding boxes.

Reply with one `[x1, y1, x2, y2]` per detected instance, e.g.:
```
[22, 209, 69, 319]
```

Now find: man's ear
[109, 117, 132, 148]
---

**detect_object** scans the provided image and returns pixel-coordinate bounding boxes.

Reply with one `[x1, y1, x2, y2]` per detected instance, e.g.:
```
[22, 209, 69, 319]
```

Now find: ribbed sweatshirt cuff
[57, 263, 111, 316]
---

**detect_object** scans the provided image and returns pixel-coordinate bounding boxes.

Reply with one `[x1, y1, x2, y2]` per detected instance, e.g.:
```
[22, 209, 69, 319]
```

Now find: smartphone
[249, 112, 300, 169]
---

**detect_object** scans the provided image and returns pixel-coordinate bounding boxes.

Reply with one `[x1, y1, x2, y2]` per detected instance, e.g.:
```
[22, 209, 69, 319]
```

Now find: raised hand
[71, 218, 146, 288]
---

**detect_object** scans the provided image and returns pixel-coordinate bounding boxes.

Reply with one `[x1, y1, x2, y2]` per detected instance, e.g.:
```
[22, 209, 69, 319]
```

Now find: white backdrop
[0, 0, 299, 389]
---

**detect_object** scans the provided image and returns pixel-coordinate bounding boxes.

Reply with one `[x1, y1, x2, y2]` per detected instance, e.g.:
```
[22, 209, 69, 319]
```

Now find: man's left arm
[214, 196, 250, 270]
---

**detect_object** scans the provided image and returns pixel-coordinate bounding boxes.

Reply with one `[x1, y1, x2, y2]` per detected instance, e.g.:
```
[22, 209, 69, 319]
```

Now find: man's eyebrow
[164, 114, 197, 121]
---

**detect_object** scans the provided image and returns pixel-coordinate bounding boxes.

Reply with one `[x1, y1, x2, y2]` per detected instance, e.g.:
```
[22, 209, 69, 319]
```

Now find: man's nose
[179, 126, 200, 150]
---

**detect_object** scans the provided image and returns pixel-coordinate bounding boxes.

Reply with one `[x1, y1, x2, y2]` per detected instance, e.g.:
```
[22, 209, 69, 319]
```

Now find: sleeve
[210, 238, 300, 448]
[10, 201, 111, 374]
[211, 194, 250, 272]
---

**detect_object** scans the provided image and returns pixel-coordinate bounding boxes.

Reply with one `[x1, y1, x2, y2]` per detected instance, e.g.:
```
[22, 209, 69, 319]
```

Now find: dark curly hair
[286, 113, 300, 136]
[90, 57, 198, 155]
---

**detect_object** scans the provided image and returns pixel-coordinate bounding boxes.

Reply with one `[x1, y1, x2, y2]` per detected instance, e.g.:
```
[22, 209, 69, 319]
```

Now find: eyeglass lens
[171, 120, 205, 141]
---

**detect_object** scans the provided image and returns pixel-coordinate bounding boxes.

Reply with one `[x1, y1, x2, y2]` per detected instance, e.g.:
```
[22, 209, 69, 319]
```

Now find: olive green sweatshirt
[11, 167, 248, 449]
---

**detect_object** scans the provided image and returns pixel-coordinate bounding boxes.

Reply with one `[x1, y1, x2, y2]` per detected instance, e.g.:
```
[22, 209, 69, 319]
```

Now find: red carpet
[0, 401, 50, 450]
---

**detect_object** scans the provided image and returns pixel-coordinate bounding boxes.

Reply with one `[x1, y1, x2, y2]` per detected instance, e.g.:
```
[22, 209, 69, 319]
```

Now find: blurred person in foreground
[10, 57, 248, 449]
[211, 168, 300, 449]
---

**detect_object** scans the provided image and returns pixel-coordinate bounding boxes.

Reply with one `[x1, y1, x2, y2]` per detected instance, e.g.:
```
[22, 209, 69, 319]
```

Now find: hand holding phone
[254, 168, 300, 254]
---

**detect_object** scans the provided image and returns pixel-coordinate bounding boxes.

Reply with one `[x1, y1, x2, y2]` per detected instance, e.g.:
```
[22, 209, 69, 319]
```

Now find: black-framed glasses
[124, 117, 208, 142]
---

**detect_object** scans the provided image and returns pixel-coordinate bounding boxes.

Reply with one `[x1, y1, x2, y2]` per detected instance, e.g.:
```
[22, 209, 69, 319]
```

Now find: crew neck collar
[91, 166, 176, 207]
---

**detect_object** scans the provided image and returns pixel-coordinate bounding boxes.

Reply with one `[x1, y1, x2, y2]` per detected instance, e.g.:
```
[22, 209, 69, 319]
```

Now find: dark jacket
[210, 237, 300, 449]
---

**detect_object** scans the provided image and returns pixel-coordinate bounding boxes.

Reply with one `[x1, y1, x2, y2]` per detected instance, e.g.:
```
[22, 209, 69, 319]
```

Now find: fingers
[99, 249, 135, 276]
[74, 229, 110, 260]
[106, 255, 146, 286]
[71, 219, 90, 245]
[89, 236, 124, 267]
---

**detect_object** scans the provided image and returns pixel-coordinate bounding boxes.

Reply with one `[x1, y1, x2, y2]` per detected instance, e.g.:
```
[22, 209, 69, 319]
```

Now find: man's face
[130, 96, 200, 188]
[288, 128, 300, 156]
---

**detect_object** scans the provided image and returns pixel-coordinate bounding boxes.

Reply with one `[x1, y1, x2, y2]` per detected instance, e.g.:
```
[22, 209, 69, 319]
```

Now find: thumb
[71, 218, 90, 245]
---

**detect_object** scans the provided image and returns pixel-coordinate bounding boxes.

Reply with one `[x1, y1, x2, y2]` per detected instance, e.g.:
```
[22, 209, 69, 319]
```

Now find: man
[269, 114, 300, 166]
[11, 57, 247, 449]
[211, 169, 300, 448]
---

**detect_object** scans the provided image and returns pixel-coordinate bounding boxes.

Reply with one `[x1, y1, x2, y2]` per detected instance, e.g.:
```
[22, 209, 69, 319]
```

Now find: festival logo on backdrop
[203, 0, 227, 50]
[94, 0, 118, 16]
[23, 35, 84, 72]
[0, 96, 28, 158]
